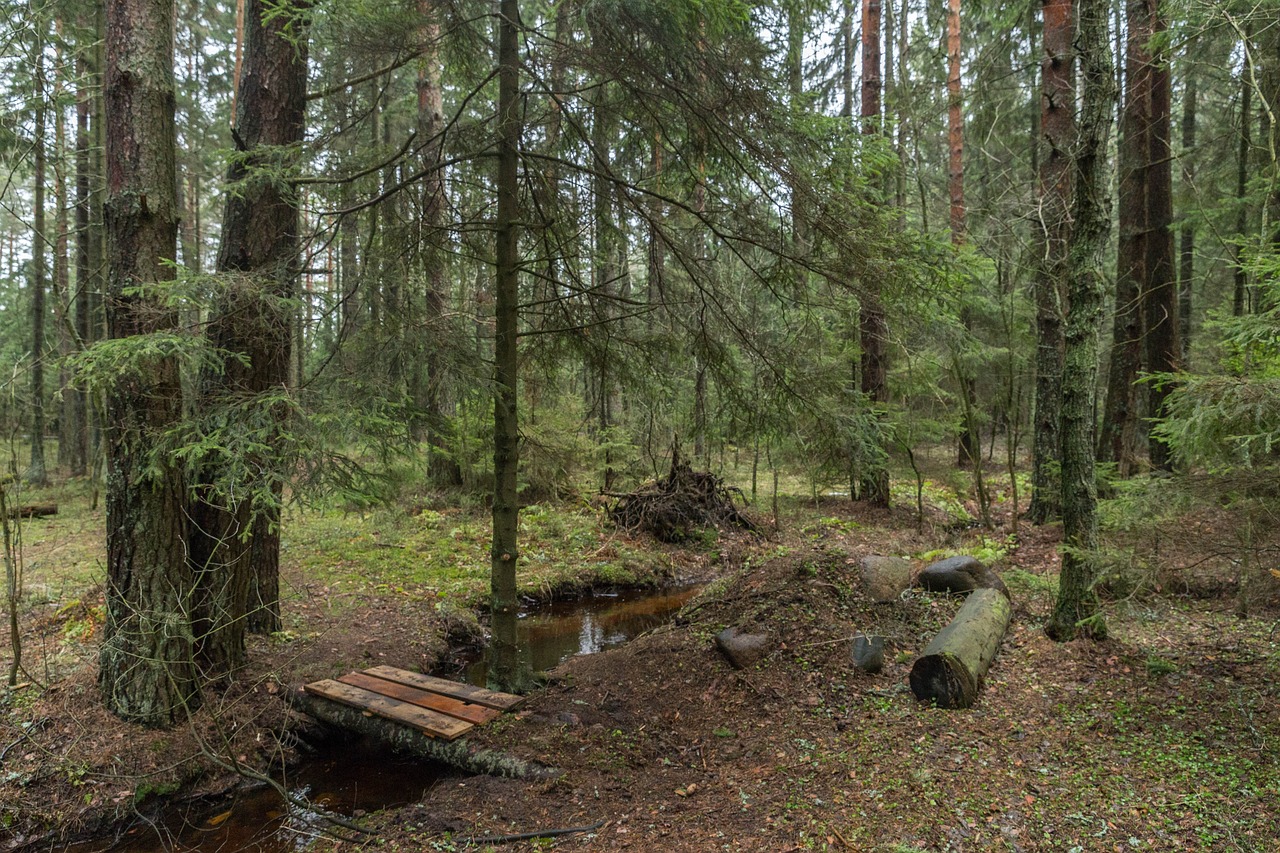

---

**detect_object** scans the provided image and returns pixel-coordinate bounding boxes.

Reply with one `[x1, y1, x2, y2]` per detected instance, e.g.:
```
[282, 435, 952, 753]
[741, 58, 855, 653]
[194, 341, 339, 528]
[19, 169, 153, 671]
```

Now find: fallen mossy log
[909, 587, 1011, 709]
[294, 689, 560, 780]
[6, 502, 56, 520]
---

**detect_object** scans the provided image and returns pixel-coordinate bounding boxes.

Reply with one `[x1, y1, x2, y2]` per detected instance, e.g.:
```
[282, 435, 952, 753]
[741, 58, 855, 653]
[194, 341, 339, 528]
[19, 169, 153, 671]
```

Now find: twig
[462, 819, 605, 844]
[0, 716, 47, 763]
[796, 635, 857, 649]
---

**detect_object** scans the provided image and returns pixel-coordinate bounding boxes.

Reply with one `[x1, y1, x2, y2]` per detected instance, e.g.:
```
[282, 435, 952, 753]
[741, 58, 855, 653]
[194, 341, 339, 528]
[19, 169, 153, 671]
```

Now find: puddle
[61, 739, 446, 853]
[462, 585, 702, 686]
[60, 585, 699, 852]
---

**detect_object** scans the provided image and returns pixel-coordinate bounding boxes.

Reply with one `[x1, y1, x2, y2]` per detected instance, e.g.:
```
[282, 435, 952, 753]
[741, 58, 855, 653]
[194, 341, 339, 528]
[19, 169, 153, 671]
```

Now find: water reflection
[464, 585, 701, 686]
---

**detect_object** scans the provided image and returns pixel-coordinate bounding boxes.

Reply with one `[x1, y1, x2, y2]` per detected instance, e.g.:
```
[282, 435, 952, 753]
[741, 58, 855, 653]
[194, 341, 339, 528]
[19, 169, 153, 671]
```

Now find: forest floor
[2, 462, 1279, 852]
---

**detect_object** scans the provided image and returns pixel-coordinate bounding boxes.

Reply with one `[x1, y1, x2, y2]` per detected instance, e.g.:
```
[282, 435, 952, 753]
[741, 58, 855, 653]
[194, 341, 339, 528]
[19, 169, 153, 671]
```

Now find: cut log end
[908, 652, 977, 709]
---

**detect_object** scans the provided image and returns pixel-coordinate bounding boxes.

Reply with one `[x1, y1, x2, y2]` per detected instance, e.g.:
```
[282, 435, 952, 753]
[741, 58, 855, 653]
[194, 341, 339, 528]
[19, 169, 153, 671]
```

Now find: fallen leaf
[206, 810, 233, 827]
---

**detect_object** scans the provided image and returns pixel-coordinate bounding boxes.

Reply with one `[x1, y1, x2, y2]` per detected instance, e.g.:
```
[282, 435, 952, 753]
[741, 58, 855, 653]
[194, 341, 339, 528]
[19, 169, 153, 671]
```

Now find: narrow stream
[62, 739, 445, 853]
[463, 585, 703, 685]
[60, 584, 699, 852]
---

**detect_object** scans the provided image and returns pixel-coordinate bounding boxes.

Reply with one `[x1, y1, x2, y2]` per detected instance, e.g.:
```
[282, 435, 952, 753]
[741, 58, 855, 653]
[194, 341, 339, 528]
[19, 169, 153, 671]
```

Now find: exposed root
[606, 448, 759, 543]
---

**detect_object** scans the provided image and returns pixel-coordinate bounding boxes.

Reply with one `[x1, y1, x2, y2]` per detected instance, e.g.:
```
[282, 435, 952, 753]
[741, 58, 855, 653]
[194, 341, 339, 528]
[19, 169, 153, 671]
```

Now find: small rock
[859, 555, 913, 603]
[918, 555, 1009, 597]
[715, 627, 771, 670]
[852, 635, 885, 674]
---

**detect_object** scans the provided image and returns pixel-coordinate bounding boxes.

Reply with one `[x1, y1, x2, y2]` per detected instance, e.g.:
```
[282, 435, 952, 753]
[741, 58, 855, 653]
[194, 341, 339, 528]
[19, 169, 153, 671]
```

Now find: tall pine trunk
[1099, 0, 1150, 478]
[1143, 0, 1178, 471]
[99, 0, 199, 725]
[190, 0, 310, 671]
[947, 0, 978, 470]
[859, 0, 890, 506]
[1177, 75, 1195, 358]
[490, 0, 523, 692]
[1233, 48, 1253, 317]
[416, 2, 462, 485]
[69, 31, 93, 478]
[1028, 0, 1074, 523]
[28, 26, 49, 487]
[53, 30, 73, 475]
[1047, 0, 1115, 642]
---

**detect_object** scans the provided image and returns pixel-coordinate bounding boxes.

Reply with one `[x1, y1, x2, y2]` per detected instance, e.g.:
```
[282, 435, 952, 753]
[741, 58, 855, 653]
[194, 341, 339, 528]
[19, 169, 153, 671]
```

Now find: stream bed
[62, 584, 700, 852]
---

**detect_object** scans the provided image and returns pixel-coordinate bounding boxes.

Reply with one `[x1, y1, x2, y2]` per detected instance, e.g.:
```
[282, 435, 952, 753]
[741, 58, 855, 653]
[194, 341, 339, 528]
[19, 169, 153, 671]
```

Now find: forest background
[0, 0, 1278, 844]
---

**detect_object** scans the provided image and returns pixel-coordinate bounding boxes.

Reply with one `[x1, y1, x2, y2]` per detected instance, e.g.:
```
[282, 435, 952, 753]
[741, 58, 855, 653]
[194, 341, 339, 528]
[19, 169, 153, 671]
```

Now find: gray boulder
[859, 555, 914, 603]
[715, 627, 771, 670]
[918, 555, 1009, 598]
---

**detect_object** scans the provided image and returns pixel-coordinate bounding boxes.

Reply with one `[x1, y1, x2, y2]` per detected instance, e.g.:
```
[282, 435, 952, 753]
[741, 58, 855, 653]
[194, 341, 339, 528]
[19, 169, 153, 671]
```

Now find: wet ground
[59, 585, 700, 853]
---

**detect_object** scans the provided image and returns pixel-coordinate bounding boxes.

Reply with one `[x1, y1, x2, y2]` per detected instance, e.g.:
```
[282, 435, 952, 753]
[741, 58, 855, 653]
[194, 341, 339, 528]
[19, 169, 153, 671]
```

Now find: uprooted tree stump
[607, 449, 759, 543]
[909, 587, 1011, 709]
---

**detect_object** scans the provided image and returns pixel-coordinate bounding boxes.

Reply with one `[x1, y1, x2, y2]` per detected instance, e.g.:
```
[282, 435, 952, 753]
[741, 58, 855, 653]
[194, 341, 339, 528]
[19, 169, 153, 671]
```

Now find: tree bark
[1099, 0, 1150, 478]
[1046, 0, 1115, 642]
[99, 0, 200, 725]
[28, 25, 49, 487]
[1143, 1, 1178, 472]
[1027, 0, 1074, 524]
[1177, 74, 1195, 359]
[191, 0, 310, 669]
[909, 588, 1011, 708]
[1233, 44, 1253, 317]
[53, 29, 73, 474]
[859, 0, 889, 506]
[69, 47, 92, 478]
[947, 0, 978, 470]
[415, 2, 462, 486]
[490, 0, 523, 693]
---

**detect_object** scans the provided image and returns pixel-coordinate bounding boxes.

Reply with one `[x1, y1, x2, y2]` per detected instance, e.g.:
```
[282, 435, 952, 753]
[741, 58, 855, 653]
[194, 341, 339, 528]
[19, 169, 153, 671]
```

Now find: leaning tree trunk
[1028, 0, 1074, 524]
[190, 0, 309, 672]
[1046, 0, 1115, 642]
[99, 0, 200, 725]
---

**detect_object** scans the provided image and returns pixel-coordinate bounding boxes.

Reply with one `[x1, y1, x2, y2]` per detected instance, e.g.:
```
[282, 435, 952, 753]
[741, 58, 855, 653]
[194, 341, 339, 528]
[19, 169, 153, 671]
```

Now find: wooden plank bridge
[303, 665, 525, 741]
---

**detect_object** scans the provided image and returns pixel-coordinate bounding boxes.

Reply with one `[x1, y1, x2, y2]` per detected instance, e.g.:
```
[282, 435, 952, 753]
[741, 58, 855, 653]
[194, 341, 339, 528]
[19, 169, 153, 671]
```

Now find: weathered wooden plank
[338, 672, 501, 725]
[303, 679, 473, 740]
[295, 688, 561, 779]
[363, 665, 526, 711]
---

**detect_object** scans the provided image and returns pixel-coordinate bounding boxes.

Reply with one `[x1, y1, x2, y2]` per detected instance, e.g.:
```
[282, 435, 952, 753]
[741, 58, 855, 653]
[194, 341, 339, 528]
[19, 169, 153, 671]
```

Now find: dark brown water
[462, 585, 703, 686]
[57, 585, 699, 853]
[61, 739, 443, 852]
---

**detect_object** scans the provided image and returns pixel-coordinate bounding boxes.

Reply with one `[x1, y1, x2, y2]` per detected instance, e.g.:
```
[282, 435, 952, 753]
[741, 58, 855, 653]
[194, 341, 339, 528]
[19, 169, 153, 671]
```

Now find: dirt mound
[398, 545, 969, 849]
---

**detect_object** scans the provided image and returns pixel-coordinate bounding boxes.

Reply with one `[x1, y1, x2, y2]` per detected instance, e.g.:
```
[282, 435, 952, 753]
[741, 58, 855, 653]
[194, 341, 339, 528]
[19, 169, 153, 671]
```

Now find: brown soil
[4, 497, 1279, 853]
